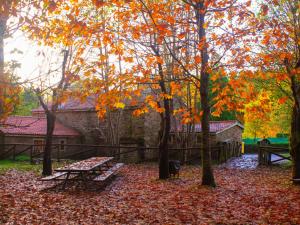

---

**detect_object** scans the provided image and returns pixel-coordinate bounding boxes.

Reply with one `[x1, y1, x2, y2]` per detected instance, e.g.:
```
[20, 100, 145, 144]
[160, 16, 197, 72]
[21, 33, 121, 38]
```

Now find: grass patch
[0, 159, 42, 174]
[280, 153, 290, 157]
[276, 152, 292, 168]
[0, 155, 70, 175]
[279, 160, 292, 168]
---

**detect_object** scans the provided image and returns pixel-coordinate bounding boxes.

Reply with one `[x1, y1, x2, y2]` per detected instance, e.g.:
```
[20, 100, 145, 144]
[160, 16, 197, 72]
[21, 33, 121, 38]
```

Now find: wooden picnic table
[55, 157, 114, 172]
[42, 157, 123, 189]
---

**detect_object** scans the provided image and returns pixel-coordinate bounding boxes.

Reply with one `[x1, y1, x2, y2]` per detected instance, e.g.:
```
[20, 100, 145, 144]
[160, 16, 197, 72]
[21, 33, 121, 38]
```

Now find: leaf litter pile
[0, 165, 299, 224]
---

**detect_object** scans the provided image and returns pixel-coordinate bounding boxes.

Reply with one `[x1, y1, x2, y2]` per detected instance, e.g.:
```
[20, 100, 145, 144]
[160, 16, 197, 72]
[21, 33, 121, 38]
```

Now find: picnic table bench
[41, 157, 124, 189]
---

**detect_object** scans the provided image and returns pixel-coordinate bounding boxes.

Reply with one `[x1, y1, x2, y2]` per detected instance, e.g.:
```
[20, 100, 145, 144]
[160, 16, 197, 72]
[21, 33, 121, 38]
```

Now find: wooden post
[217, 145, 221, 164]
[94, 146, 97, 157]
[225, 144, 228, 162]
[138, 142, 145, 163]
[56, 145, 60, 162]
[12, 145, 16, 161]
[258, 147, 261, 165]
[95, 146, 99, 157]
[30, 145, 33, 164]
[267, 151, 271, 165]
[258, 147, 265, 165]
[118, 145, 120, 160]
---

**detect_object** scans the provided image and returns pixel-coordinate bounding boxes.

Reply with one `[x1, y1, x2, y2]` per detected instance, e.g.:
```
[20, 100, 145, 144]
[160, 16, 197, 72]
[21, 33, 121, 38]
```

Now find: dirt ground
[0, 163, 299, 225]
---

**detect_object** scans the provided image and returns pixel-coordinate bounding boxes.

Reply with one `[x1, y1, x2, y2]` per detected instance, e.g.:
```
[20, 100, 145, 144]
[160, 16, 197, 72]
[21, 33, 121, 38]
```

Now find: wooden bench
[41, 172, 68, 181]
[93, 163, 124, 182]
[292, 179, 300, 184]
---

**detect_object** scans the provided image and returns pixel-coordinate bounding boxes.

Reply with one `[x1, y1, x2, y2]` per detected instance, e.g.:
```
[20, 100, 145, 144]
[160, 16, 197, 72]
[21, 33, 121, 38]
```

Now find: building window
[33, 139, 45, 154]
[59, 139, 67, 151]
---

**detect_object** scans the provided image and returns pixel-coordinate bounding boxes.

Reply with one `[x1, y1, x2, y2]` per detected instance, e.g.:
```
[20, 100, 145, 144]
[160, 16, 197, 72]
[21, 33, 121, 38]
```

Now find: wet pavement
[222, 153, 290, 169]
[223, 154, 258, 169]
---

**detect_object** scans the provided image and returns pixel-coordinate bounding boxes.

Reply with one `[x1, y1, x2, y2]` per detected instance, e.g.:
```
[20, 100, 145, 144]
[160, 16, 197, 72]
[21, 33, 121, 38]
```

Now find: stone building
[30, 96, 161, 147]
[169, 120, 244, 147]
[0, 95, 243, 161]
[0, 116, 82, 156]
[168, 120, 244, 162]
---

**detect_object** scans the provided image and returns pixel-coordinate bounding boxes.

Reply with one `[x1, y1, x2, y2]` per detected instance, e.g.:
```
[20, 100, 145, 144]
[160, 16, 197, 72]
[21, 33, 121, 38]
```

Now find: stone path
[223, 154, 258, 169]
[223, 153, 290, 169]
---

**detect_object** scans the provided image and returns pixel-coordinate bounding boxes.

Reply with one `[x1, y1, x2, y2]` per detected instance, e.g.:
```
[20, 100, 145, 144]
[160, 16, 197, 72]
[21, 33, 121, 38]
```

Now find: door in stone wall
[33, 139, 45, 154]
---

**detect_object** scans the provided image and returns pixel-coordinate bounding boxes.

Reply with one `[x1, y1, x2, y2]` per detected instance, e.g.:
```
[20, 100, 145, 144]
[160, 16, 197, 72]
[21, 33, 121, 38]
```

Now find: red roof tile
[0, 116, 81, 137]
[172, 120, 243, 133]
[32, 96, 96, 113]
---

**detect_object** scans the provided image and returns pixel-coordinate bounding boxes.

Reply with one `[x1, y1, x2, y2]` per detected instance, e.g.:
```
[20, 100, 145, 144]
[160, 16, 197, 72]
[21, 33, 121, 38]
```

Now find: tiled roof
[32, 96, 96, 113]
[0, 116, 81, 137]
[172, 120, 244, 133]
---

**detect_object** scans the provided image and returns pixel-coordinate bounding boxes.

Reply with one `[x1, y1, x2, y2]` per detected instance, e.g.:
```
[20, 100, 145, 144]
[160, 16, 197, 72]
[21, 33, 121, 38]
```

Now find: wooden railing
[258, 146, 291, 165]
[0, 142, 242, 165]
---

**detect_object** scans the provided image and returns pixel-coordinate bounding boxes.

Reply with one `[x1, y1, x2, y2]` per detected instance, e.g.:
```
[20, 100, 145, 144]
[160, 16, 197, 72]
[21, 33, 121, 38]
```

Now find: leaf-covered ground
[0, 165, 299, 224]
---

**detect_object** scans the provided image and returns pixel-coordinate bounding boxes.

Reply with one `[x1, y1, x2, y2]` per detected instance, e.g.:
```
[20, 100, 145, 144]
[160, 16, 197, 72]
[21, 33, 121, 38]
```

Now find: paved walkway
[224, 154, 258, 169]
[223, 153, 290, 169]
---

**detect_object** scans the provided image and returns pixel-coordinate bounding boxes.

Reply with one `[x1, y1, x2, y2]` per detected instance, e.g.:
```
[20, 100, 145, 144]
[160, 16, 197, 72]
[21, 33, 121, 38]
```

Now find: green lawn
[276, 152, 292, 168]
[0, 155, 68, 175]
[0, 159, 42, 174]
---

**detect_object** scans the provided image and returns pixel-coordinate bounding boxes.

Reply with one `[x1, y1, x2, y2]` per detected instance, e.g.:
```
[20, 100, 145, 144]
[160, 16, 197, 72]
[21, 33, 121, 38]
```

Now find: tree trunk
[199, 83, 215, 186]
[0, 22, 4, 80]
[158, 100, 171, 179]
[290, 104, 300, 182]
[42, 112, 56, 176]
[196, 2, 216, 187]
[287, 56, 300, 183]
[158, 63, 170, 179]
[0, 18, 6, 117]
[39, 49, 69, 176]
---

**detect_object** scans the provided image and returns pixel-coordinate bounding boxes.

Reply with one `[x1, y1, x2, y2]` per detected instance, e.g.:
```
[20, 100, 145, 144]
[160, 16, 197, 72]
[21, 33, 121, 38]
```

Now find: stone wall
[118, 109, 145, 141]
[144, 110, 160, 147]
[169, 133, 217, 148]
[0, 135, 82, 158]
[54, 111, 99, 144]
[216, 126, 243, 143]
[31, 107, 164, 154]
[32, 110, 100, 144]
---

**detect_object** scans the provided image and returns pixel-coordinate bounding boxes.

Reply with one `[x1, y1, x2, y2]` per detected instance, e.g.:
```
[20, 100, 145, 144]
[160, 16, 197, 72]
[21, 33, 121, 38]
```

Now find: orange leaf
[194, 55, 201, 64]
[278, 96, 288, 104]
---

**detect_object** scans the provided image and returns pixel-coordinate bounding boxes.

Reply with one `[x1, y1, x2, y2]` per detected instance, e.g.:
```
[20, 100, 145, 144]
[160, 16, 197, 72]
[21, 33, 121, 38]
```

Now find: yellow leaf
[114, 102, 125, 109]
[182, 117, 192, 124]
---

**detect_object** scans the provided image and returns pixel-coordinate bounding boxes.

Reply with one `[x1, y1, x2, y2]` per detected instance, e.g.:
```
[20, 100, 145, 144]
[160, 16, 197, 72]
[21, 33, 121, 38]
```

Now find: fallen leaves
[0, 165, 299, 224]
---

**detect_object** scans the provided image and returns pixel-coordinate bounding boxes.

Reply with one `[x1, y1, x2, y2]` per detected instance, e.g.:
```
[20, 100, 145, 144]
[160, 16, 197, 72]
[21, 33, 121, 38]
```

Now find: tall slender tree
[250, 0, 300, 182]
[35, 49, 70, 176]
[0, 0, 35, 118]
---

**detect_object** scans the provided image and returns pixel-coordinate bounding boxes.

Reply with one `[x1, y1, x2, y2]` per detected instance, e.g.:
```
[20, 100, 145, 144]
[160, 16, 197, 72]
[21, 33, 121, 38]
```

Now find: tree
[84, 0, 252, 183]
[63, 0, 177, 179]
[135, 0, 252, 186]
[0, 0, 35, 118]
[247, 0, 300, 182]
[13, 88, 39, 116]
[34, 49, 70, 176]
[19, 0, 252, 182]
[22, 1, 85, 175]
[242, 78, 292, 139]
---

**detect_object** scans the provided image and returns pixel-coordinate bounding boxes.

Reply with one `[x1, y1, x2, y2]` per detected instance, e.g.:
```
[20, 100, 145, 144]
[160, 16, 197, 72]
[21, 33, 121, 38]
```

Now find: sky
[5, 31, 41, 81]
[5, 30, 63, 89]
